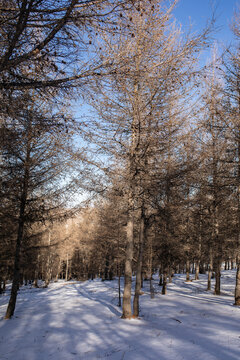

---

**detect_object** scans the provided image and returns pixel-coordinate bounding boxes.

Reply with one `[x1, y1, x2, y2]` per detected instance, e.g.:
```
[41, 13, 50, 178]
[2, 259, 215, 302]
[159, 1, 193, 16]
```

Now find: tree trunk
[235, 124, 240, 304]
[214, 259, 221, 295]
[117, 222, 121, 307]
[186, 259, 190, 282]
[118, 268, 121, 307]
[122, 209, 134, 318]
[5, 140, 30, 319]
[159, 272, 163, 286]
[65, 253, 69, 281]
[133, 213, 145, 317]
[162, 270, 167, 295]
[234, 255, 240, 305]
[195, 260, 200, 280]
[207, 247, 213, 291]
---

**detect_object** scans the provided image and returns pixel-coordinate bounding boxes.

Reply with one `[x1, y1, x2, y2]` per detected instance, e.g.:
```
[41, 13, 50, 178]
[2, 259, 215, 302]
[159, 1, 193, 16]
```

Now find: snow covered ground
[0, 271, 239, 360]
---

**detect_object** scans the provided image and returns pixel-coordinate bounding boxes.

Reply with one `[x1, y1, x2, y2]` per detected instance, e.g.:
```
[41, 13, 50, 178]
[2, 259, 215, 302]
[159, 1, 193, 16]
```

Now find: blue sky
[174, 0, 238, 42]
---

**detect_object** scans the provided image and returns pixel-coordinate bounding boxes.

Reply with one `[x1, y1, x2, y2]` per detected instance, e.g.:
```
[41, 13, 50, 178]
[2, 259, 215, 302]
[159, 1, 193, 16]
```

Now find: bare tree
[81, 0, 211, 318]
[1, 93, 80, 318]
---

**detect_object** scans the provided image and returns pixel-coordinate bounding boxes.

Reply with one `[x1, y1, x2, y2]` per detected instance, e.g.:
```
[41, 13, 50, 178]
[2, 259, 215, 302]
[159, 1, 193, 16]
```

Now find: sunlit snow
[0, 271, 239, 360]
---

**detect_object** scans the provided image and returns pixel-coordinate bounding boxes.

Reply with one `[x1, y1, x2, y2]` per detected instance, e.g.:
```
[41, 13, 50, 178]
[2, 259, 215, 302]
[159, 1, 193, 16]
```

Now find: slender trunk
[103, 254, 109, 281]
[150, 276, 154, 299]
[55, 260, 61, 282]
[159, 273, 163, 286]
[195, 260, 200, 281]
[214, 259, 221, 295]
[5, 135, 30, 319]
[162, 270, 167, 295]
[133, 214, 145, 317]
[168, 267, 173, 283]
[65, 253, 69, 281]
[235, 118, 240, 304]
[122, 208, 134, 318]
[186, 259, 190, 282]
[158, 264, 163, 285]
[235, 255, 240, 305]
[207, 247, 213, 291]
[117, 220, 121, 307]
[195, 221, 202, 281]
[149, 233, 154, 299]
[118, 267, 121, 307]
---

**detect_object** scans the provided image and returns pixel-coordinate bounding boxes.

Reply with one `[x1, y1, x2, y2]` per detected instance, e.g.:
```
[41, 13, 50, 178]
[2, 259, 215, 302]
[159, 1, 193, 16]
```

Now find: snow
[0, 271, 240, 360]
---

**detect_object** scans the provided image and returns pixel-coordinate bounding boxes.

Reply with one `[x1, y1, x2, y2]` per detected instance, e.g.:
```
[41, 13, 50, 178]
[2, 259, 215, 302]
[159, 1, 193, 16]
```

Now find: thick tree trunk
[122, 210, 134, 319]
[133, 214, 145, 317]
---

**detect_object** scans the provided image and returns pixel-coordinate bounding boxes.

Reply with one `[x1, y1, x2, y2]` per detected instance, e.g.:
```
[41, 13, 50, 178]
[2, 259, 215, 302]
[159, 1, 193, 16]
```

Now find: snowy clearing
[0, 271, 240, 360]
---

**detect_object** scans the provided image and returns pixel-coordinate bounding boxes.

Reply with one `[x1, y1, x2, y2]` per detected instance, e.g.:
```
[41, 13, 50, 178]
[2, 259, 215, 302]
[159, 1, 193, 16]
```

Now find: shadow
[0, 272, 239, 360]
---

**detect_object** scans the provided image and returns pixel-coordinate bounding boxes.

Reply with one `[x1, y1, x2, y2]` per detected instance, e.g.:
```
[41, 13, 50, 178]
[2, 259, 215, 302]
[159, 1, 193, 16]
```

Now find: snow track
[0, 271, 240, 360]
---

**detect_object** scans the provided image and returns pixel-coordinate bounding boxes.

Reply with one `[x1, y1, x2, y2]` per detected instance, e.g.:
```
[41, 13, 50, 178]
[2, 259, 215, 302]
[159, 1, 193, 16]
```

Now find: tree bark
[214, 258, 221, 295]
[122, 207, 134, 318]
[235, 255, 240, 305]
[235, 119, 240, 304]
[186, 259, 190, 282]
[5, 142, 30, 319]
[162, 270, 168, 295]
[207, 247, 213, 291]
[133, 213, 145, 317]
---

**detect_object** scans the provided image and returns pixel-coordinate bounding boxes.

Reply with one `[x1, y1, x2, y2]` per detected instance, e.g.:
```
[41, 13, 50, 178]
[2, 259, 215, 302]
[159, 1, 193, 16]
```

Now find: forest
[0, 0, 240, 326]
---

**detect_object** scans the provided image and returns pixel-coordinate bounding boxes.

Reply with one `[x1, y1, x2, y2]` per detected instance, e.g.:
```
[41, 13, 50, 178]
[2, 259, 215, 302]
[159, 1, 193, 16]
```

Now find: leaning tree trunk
[5, 148, 30, 319]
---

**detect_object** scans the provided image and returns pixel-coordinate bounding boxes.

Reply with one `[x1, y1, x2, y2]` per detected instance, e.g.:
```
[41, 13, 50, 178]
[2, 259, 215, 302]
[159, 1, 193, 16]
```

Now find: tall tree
[82, 0, 211, 318]
[224, 10, 240, 305]
[1, 92, 79, 318]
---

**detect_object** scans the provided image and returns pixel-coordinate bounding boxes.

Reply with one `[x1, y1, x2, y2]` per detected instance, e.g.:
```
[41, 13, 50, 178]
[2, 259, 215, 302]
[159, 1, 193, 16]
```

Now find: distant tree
[197, 50, 231, 294]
